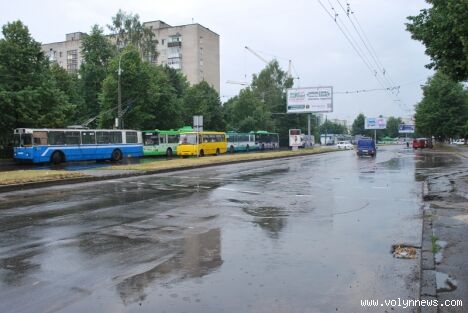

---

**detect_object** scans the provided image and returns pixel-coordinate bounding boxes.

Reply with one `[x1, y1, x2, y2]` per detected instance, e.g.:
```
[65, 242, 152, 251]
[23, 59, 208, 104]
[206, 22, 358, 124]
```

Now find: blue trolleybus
[13, 128, 143, 164]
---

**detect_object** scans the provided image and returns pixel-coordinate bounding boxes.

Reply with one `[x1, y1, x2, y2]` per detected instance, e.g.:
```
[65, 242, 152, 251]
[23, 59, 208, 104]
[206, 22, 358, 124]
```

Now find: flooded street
[0, 146, 430, 312]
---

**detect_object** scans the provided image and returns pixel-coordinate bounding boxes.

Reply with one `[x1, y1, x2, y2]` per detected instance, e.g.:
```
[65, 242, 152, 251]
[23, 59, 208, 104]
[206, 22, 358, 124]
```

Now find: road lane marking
[170, 184, 189, 188]
[239, 190, 261, 195]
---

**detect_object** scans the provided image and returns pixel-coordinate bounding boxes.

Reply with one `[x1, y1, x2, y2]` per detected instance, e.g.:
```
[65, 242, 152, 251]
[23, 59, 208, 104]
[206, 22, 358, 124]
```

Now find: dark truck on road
[356, 138, 376, 157]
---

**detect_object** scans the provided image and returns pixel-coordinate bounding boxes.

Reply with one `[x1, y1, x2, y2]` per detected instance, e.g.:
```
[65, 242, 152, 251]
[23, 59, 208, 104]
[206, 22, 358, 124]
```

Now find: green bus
[143, 126, 193, 157]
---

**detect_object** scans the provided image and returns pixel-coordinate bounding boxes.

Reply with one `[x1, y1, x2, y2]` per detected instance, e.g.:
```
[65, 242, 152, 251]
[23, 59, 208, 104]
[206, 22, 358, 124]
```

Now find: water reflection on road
[0, 146, 427, 313]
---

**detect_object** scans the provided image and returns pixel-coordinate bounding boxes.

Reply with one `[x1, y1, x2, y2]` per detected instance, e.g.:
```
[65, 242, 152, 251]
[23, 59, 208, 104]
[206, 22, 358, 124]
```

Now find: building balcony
[167, 41, 182, 47]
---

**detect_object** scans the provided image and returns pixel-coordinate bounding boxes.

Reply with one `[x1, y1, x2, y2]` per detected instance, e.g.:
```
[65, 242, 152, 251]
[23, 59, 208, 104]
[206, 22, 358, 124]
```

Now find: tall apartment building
[42, 20, 220, 93]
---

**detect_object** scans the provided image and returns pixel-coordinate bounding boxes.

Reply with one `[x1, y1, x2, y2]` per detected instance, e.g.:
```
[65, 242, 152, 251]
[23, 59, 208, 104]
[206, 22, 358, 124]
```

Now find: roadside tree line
[0, 11, 316, 157]
[406, 0, 468, 141]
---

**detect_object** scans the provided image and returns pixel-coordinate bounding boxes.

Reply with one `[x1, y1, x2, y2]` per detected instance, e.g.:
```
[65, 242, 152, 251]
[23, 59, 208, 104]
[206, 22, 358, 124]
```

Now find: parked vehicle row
[12, 127, 280, 164]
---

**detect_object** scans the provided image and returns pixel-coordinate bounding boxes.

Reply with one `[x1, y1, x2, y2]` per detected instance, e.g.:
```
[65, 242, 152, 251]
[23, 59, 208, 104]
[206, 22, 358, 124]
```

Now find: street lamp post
[117, 56, 123, 129]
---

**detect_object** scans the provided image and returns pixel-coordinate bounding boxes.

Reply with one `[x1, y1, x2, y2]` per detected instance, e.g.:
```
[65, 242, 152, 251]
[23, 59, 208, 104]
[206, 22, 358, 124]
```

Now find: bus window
[126, 131, 138, 143]
[48, 131, 65, 145]
[144, 133, 158, 145]
[33, 131, 48, 145]
[179, 134, 197, 144]
[168, 134, 179, 144]
[65, 131, 80, 145]
[81, 131, 96, 144]
[96, 131, 110, 144]
[13, 134, 21, 147]
[110, 131, 122, 144]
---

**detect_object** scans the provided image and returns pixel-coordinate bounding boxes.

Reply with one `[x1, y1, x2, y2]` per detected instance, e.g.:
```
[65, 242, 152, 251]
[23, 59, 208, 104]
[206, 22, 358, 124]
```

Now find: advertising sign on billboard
[365, 117, 387, 129]
[398, 124, 415, 133]
[287, 87, 333, 113]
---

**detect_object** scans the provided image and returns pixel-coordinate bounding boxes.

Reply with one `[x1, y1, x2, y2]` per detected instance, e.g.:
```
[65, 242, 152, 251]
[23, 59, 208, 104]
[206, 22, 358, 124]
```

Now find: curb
[420, 181, 437, 313]
[0, 149, 337, 193]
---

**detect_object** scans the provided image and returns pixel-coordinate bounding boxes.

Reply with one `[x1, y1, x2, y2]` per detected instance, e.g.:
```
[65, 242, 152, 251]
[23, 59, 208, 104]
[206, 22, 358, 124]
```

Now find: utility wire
[318, 0, 408, 111]
[337, 0, 397, 91]
[318, 0, 392, 101]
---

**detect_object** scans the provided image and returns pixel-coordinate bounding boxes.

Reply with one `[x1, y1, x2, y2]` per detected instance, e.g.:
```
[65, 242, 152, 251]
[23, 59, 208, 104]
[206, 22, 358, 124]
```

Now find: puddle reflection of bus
[177, 131, 227, 157]
[13, 128, 143, 164]
[226, 131, 258, 153]
[142, 127, 192, 158]
[255, 131, 279, 150]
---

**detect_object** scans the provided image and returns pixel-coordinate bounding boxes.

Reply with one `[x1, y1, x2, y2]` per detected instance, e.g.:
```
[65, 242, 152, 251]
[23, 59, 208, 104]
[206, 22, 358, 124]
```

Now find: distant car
[337, 141, 353, 150]
[413, 138, 432, 149]
[356, 139, 376, 157]
[453, 139, 465, 145]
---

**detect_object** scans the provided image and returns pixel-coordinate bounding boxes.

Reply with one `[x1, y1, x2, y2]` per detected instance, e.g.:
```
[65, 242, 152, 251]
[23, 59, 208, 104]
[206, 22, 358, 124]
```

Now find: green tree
[415, 72, 468, 141]
[108, 10, 157, 62]
[351, 114, 367, 136]
[224, 88, 273, 132]
[99, 46, 183, 130]
[319, 120, 347, 135]
[406, 0, 468, 81]
[79, 24, 115, 125]
[0, 21, 72, 148]
[249, 60, 307, 145]
[384, 116, 402, 138]
[183, 81, 225, 131]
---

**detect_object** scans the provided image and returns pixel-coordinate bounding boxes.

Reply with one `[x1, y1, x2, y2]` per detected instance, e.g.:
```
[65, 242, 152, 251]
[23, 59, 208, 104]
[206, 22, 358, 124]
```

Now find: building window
[67, 49, 78, 72]
[161, 39, 165, 45]
[167, 57, 181, 70]
[48, 49, 56, 62]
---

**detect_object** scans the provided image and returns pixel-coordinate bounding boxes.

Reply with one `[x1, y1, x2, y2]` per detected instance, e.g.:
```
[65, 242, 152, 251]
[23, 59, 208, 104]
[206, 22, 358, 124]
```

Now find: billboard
[398, 124, 415, 133]
[287, 86, 333, 113]
[365, 117, 387, 129]
[289, 129, 303, 147]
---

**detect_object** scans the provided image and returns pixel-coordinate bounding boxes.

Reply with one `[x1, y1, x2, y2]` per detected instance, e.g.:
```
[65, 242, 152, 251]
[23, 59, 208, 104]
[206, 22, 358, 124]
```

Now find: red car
[413, 138, 432, 149]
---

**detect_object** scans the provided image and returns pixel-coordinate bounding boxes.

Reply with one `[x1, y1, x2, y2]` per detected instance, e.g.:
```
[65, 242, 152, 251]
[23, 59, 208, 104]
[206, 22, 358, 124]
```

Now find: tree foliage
[183, 81, 225, 131]
[224, 89, 273, 132]
[0, 21, 72, 147]
[415, 72, 468, 140]
[79, 25, 115, 125]
[108, 10, 157, 62]
[383, 116, 402, 138]
[319, 120, 347, 135]
[351, 114, 367, 136]
[99, 46, 187, 130]
[406, 0, 468, 81]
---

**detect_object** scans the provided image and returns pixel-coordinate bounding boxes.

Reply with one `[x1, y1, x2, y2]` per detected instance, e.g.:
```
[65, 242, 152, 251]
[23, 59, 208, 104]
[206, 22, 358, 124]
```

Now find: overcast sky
[1, 0, 433, 122]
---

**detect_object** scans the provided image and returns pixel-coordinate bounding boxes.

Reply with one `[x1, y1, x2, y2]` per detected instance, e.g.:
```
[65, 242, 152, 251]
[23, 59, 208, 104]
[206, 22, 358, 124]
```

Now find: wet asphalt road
[0, 146, 433, 313]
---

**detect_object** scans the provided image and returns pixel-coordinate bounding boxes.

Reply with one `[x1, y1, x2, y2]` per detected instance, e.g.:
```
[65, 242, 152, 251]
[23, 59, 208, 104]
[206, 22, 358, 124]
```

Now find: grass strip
[0, 170, 87, 185]
[104, 147, 338, 172]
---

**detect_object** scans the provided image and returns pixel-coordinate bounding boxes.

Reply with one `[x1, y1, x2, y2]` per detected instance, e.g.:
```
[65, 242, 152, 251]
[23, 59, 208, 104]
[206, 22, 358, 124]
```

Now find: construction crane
[245, 46, 270, 65]
[245, 46, 299, 81]
[226, 80, 250, 86]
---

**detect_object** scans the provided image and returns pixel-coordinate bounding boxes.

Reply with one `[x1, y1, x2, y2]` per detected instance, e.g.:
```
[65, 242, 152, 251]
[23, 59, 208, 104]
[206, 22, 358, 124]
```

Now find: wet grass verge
[0, 170, 87, 185]
[99, 147, 338, 172]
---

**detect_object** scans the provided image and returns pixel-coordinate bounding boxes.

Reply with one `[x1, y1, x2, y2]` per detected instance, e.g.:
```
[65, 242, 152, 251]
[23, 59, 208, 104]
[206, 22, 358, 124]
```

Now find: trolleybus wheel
[111, 149, 122, 162]
[166, 148, 173, 158]
[230, 146, 235, 154]
[216, 148, 220, 156]
[199, 149, 204, 157]
[51, 151, 64, 164]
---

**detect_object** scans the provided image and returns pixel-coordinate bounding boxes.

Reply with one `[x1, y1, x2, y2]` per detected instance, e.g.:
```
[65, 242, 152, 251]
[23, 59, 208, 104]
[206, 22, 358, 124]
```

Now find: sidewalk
[420, 147, 468, 313]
